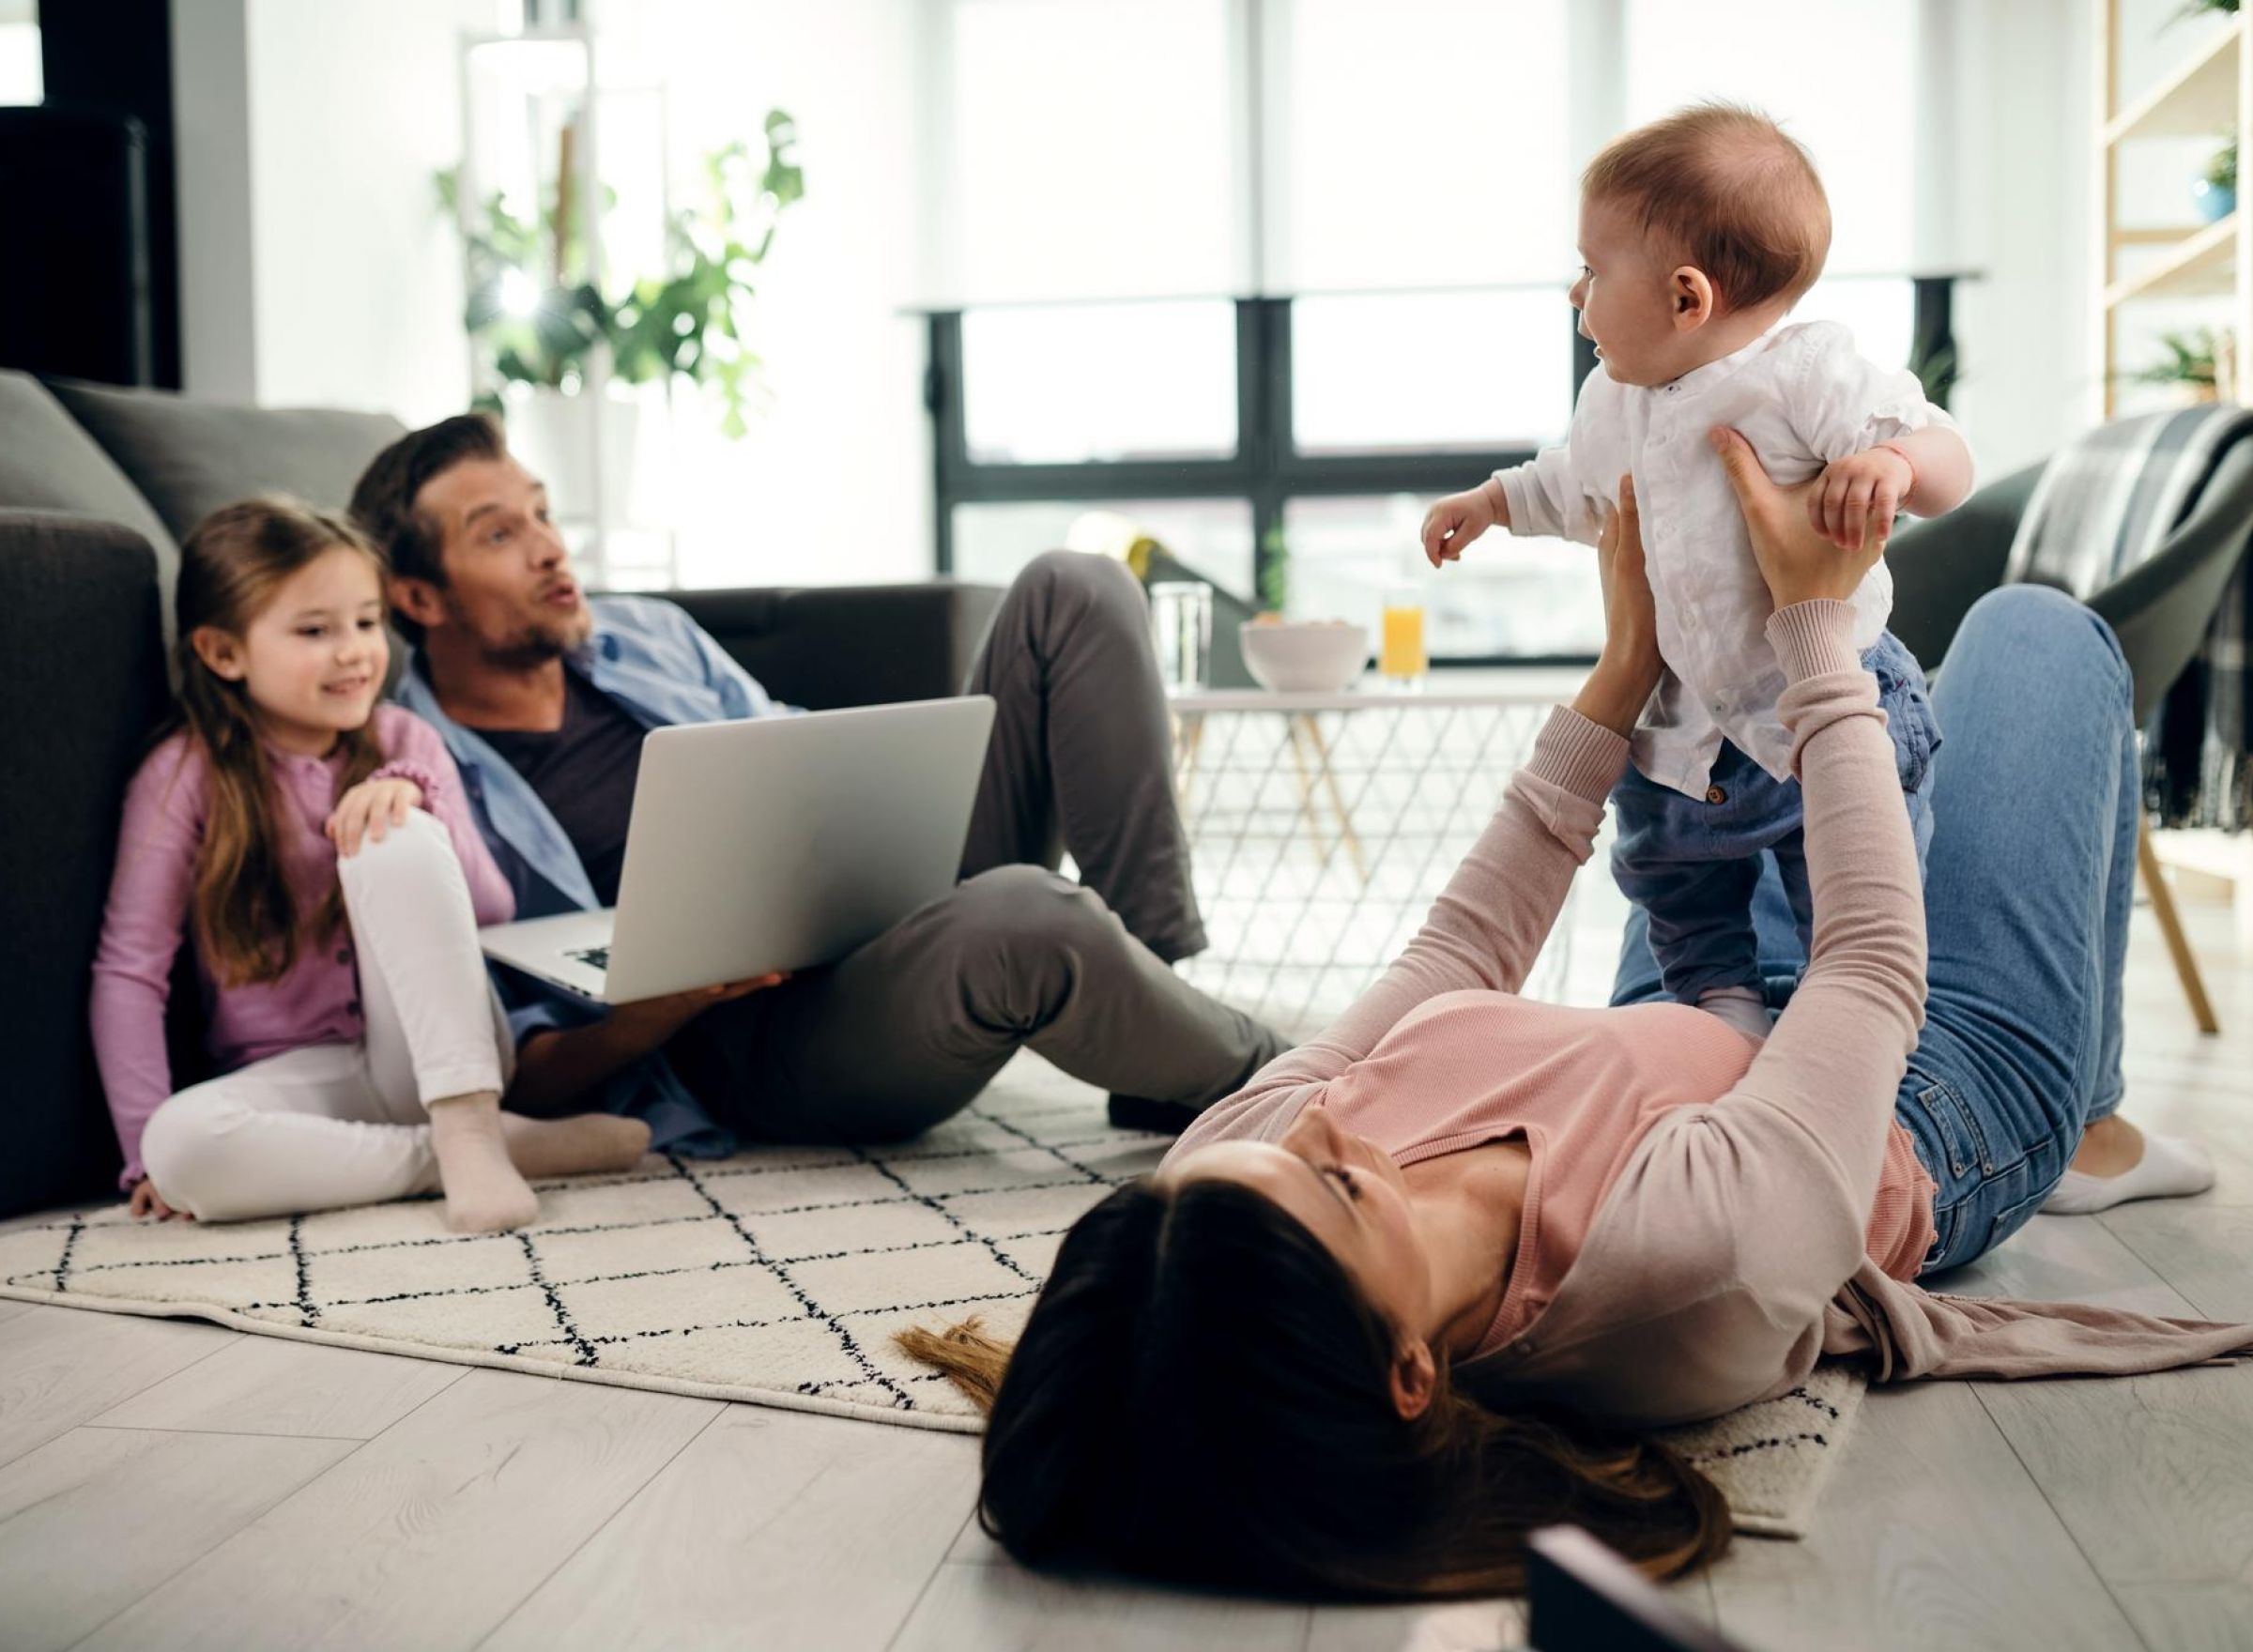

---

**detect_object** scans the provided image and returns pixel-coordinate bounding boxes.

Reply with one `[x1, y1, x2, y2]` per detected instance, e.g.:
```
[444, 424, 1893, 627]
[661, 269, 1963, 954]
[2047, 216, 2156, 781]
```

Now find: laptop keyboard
[566, 945, 610, 974]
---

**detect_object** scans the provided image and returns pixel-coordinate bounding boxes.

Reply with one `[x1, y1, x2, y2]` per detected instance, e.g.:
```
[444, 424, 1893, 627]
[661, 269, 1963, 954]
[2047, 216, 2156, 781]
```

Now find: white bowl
[1238, 620, 1371, 693]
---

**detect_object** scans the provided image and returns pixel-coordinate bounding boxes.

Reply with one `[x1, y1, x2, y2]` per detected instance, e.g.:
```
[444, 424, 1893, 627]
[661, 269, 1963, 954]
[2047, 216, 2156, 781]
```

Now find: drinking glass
[1149, 580, 1213, 691]
[1378, 583, 1428, 684]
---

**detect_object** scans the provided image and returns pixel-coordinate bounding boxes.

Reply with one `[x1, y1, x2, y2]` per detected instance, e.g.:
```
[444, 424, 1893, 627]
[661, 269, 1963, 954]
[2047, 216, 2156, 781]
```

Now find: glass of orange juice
[1378, 583, 1428, 684]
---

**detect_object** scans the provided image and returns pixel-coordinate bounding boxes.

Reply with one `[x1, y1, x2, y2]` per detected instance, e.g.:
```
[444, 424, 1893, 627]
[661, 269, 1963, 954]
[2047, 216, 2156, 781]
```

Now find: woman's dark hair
[899, 1178, 1731, 1598]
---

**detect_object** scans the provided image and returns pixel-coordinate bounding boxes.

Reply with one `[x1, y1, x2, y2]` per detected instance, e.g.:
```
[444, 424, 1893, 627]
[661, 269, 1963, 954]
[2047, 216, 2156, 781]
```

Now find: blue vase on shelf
[2194, 178, 2236, 222]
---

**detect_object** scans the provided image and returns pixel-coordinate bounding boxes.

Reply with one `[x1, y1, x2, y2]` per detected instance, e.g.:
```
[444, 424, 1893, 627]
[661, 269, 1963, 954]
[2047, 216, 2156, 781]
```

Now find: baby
[1423, 103, 1973, 1040]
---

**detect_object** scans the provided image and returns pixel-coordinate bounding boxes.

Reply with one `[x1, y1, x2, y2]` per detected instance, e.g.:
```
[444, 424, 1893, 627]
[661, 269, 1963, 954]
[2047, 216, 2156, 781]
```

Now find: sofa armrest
[658, 580, 1007, 710]
[0, 512, 170, 1214]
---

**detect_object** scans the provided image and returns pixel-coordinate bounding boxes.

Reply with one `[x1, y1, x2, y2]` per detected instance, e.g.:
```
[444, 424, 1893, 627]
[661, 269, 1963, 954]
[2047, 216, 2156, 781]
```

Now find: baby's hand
[1809, 448, 1914, 554]
[326, 776, 423, 858]
[1420, 486, 1500, 568]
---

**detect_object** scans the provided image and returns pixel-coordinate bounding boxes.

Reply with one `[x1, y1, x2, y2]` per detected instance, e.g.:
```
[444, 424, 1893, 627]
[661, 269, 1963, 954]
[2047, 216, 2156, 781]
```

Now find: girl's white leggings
[139, 809, 514, 1223]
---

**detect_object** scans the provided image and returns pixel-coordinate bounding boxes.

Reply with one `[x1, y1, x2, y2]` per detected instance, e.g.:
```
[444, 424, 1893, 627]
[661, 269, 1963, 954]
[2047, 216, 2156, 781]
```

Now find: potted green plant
[2130, 327, 2234, 403]
[2195, 135, 2237, 222]
[438, 109, 804, 440]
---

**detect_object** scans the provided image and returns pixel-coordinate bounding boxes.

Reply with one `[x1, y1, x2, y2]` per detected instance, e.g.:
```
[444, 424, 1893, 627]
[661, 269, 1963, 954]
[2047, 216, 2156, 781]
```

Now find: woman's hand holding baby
[1709, 426, 1886, 610]
[1571, 473, 1665, 738]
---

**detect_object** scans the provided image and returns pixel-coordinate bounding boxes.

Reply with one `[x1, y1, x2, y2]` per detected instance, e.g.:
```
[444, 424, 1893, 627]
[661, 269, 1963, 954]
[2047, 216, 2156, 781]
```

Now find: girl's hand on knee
[128, 1177, 190, 1221]
[326, 777, 424, 858]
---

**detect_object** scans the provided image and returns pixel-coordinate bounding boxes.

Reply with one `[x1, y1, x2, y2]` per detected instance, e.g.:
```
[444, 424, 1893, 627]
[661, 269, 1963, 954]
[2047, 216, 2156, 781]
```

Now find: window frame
[927, 281, 1957, 665]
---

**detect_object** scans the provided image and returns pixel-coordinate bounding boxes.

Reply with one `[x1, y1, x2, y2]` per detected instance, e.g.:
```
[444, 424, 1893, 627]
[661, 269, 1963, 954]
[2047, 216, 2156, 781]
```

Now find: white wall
[171, 0, 260, 402]
[171, 0, 482, 420]
[240, 0, 484, 424]
[590, 0, 933, 589]
[170, 0, 932, 587]
[1941, 0, 2097, 482]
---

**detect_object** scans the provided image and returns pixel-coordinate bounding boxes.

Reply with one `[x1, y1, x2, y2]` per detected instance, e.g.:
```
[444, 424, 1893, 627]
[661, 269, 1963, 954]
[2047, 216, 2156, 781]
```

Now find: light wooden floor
[2, 900, 2248, 1652]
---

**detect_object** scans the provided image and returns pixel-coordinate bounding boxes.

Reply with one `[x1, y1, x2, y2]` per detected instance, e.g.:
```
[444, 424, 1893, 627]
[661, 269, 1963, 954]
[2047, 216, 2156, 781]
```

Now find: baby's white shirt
[1493, 320, 1956, 795]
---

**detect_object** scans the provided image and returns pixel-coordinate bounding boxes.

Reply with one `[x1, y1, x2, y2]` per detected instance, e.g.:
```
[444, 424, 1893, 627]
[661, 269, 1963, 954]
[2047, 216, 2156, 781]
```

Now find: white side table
[1168, 668, 1590, 1035]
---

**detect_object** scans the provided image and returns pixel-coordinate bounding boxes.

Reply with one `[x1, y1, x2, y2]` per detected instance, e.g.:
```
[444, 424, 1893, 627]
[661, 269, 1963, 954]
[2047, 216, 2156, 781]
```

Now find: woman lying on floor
[905, 430, 2248, 1598]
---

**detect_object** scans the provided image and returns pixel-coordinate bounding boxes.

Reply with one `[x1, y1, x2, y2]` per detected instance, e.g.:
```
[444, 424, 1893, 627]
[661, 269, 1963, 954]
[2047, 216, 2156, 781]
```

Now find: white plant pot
[502, 383, 671, 529]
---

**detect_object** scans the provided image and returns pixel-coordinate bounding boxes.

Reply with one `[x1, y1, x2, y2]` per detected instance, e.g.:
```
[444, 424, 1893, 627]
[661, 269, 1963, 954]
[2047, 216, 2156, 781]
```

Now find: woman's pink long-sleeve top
[1165, 601, 2253, 1426]
[88, 706, 514, 1188]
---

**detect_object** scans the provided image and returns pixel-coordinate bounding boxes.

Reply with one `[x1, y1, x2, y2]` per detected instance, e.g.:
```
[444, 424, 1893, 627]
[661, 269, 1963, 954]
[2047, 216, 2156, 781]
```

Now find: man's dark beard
[481, 628, 575, 672]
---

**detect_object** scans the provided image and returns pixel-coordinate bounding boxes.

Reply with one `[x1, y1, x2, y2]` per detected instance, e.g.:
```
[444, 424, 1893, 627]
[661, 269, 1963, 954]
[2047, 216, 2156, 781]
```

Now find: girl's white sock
[427, 1090, 539, 1232]
[2040, 1131, 2216, 1215]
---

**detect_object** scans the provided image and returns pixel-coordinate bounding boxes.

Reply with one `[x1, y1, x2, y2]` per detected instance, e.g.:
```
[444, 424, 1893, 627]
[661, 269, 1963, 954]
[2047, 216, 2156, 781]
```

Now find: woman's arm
[1168, 483, 1663, 1156]
[1697, 430, 1929, 1287]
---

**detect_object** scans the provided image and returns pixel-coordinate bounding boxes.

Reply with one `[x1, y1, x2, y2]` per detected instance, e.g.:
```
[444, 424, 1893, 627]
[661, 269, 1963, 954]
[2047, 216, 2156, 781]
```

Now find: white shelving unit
[2095, 2, 2253, 414]
[2093, 4, 2250, 1032]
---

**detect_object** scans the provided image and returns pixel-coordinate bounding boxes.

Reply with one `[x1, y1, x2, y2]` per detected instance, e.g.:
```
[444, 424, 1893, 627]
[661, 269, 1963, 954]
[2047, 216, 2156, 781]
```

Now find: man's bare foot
[498, 1111, 651, 1180]
[428, 1091, 541, 1232]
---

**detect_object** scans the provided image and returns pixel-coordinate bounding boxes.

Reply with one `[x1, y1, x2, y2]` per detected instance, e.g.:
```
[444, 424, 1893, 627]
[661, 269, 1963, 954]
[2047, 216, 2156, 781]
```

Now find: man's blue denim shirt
[396, 594, 789, 1158]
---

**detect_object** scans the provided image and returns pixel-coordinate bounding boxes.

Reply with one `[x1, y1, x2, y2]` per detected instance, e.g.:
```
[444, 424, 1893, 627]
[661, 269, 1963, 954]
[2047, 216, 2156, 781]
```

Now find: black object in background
[1525, 1526, 1747, 1652]
[0, 105, 153, 385]
[37, 0, 179, 386]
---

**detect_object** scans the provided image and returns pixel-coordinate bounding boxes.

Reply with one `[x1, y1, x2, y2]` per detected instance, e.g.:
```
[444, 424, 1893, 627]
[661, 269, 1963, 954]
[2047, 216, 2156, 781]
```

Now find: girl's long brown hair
[897, 1180, 1731, 1599]
[171, 497, 388, 987]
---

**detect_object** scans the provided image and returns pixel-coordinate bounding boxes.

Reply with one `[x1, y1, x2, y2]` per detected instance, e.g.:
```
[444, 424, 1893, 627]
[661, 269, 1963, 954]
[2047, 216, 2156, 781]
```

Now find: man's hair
[347, 411, 508, 641]
[1582, 102, 1831, 313]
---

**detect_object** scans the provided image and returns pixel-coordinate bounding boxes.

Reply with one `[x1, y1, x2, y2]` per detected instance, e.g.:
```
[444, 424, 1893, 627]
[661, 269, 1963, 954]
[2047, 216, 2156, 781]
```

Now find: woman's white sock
[2040, 1131, 2216, 1215]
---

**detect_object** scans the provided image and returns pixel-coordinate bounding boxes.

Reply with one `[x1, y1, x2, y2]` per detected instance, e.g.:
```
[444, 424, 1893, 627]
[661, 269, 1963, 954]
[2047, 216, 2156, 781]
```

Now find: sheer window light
[0, 22, 38, 104]
[1624, 0, 1919, 278]
[944, 0, 1239, 303]
[1271, 0, 1571, 293]
[961, 300, 1239, 464]
[1293, 289, 1572, 453]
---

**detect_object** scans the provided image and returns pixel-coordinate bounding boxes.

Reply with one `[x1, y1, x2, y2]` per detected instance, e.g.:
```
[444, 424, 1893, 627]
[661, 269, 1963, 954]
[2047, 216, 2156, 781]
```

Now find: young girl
[89, 495, 648, 1231]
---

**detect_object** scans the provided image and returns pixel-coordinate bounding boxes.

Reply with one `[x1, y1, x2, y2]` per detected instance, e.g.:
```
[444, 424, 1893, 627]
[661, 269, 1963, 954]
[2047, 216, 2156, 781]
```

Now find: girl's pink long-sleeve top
[89, 705, 513, 1187]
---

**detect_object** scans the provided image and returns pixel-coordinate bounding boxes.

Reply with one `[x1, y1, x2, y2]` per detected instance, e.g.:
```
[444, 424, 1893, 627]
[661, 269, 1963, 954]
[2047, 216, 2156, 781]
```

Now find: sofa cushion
[43, 376, 406, 545]
[0, 371, 179, 597]
[0, 511, 170, 1214]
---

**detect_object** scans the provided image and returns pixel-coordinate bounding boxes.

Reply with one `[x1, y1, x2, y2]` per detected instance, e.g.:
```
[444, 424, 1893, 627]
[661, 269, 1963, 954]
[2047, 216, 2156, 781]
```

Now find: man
[348, 414, 1280, 1154]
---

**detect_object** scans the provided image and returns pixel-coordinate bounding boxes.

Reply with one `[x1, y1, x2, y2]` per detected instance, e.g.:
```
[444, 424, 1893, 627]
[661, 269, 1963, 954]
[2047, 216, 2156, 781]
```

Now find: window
[938, 0, 1241, 303]
[922, 1, 1954, 661]
[1269, 0, 1571, 292]
[961, 302, 1238, 465]
[1292, 290, 1572, 455]
[954, 498, 1255, 598]
[0, 18, 38, 105]
[1624, 0, 1922, 278]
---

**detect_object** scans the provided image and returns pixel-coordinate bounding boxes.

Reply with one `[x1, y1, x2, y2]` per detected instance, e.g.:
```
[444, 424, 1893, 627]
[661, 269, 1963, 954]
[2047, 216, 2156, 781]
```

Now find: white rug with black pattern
[0, 1054, 1860, 1538]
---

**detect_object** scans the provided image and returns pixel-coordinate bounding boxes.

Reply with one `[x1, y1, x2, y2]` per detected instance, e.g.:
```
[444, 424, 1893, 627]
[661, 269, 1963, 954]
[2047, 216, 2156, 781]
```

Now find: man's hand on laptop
[608, 972, 793, 1049]
[507, 971, 792, 1116]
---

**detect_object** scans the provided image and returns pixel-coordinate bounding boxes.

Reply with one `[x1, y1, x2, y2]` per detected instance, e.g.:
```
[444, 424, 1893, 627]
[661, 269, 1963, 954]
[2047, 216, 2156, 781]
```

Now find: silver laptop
[478, 696, 996, 1002]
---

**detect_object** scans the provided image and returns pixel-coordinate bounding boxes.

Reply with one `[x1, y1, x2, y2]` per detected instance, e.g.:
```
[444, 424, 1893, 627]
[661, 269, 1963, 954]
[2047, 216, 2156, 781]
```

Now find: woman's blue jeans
[1609, 587, 2138, 1276]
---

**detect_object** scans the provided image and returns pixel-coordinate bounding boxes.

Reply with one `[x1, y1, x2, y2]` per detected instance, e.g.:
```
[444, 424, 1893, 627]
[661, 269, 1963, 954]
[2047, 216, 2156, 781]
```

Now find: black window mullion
[1909, 276, 1957, 412]
[1247, 297, 1288, 609]
[928, 281, 1955, 652]
[927, 312, 966, 574]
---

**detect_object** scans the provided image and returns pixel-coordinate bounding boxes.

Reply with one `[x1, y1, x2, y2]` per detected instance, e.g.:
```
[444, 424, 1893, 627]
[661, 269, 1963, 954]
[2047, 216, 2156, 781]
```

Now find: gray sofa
[0, 370, 1004, 1218]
